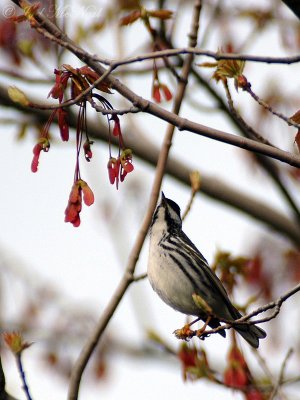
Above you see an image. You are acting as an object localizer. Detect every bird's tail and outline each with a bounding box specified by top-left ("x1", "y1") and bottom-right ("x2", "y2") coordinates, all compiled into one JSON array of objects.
[
  {"x1": 234, "y1": 323, "x2": 266, "y2": 348},
  {"x1": 225, "y1": 300, "x2": 267, "y2": 348}
]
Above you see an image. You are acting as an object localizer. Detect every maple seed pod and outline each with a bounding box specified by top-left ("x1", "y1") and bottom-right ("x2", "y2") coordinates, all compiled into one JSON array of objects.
[
  {"x1": 112, "y1": 116, "x2": 121, "y2": 137},
  {"x1": 79, "y1": 180, "x2": 95, "y2": 206},
  {"x1": 152, "y1": 82, "x2": 161, "y2": 103}
]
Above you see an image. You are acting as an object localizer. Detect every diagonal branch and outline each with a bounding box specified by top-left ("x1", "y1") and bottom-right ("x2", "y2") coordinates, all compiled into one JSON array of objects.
[
  {"x1": 67, "y1": 1, "x2": 203, "y2": 398},
  {"x1": 1, "y1": 85, "x2": 300, "y2": 246}
]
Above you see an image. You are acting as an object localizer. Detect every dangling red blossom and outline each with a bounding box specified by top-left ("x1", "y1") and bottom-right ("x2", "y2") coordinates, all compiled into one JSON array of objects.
[
  {"x1": 160, "y1": 83, "x2": 173, "y2": 101},
  {"x1": 152, "y1": 80, "x2": 172, "y2": 103},
  {"x1": 224, "y1": 364, "x2": 248, "y2": 388},
  {"x1": 48, "y1": 69, "x2": 71, "y2": 102},
  {"x1": 80, "y1": 180, "x2": 94, "y2": 206},
  {"x1": 152, "y1": 80, "x2": 161, "y2": 103},
  {"x1": 31, "y1": 138, "x2": 50, "y2": 173},
  {"x1": 112, "y1": 115, "x2": 121, "y2": 137},
  {"x1": 58, "y1": 108, "x2": 69, "y2": 141},
  {"x1": 119, "y1": 148, "x2": 134, "y2": 182},
  {"x1": 107, "y1": 157, "x2": 120, "y2": 188},
  {"x1": 65, "y1": 179, "x2": 94, "y2": 227},
  {"x1": 177, "y1": 343, "x2": 210, "y2": 381},
  {"x1": 224, "y1": 344, "x2": 249, "y2": 389},
  {"x1": 83, "y1": 140, "x2": 93, "y2": 161},
  {"x1": 178, "y1": 343, "x2": 198, "y2": 380}
]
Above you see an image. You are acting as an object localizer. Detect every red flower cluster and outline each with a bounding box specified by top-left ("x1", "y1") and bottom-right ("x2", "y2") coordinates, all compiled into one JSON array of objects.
[
  {"x1": 31, "y1": 64, "x2": 134, "y2": 225},
  {"x1": 31, "y1": 138, "x2": 50, "y2": 173},
  {"x1": 65, "y1": 180, "x2": 94, "y2": 227},
  {"x1": 152, "y1": 79, "x2": 172, "y2": 103},
  {"x1": 224, "y1": 345, "x2": 249, "y2": 389},
  {"x1": 224, "y1": 342, "x2": 265, "y2": 399},
  {"x1": 177, "y1": 343, "x2": 210, "y2": 381},
  {"x1": 178, "y1": 343, "x2": 198, "y2": 380},
  {"x1": 107, "y1": 115, "x2": 134, "y2": 189}
]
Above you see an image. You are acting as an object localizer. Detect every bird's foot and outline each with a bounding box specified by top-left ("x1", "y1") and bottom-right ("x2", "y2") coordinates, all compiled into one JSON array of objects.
[
  {"x1": 195, "y1": 326, "x2": 206, "y2": 338},
  {"x1": 173, "y1": 324, "x2": 196, "y2": 340},
  {"x1": 196, "y1": 316, "x2": 211, "y2": 338}
]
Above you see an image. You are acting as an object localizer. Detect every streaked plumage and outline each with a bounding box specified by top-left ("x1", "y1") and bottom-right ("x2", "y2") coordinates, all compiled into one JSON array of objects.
[{"x1": 147, "y1": 193, "x2": 266, "y2": 348}]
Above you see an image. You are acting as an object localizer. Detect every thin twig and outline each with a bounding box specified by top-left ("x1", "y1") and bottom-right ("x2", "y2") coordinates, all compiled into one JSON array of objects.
[
  {"x1": 176, "y1": 283, "x2": 300, "y2": 340},
  {"x1": 269, "y1": 348, "x2": 294, "y2": 400},
  {"x1": 181, "y1": 190, "x2": 197, "y2": 221},
  {"x1": 245, "y1": 84, "x2": 300, "y2": 129},
  {"x1": 251, "y1": 349, "x2": 275, "y2": 383},
  {"x1": 223, "y1": 81, "x2": 275, "y2": 147},
  {"x1": 92, "y1": 48, "x2": 300, "y2": 67},
  {"x1": 16, "y1": 354, "x2": 33, "y2": 400},
  {"x1": 132, "y1": 273, "x2": 148, "y2": 282},
  {"x1": 181, "y1": 171, "x2": 201, "y2": 221},
  {"x1": 223, "y1": 80, "x2": 300, "y2": 225}
]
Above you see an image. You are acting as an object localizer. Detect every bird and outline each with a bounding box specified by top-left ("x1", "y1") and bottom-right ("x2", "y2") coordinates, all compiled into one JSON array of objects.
[{"x1": 147, "y1": 192, "x2": 266, "y2": 348}]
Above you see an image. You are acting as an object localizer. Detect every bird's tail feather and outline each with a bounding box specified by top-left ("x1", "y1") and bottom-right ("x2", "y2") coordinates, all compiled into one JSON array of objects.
[
  {"x1": 234, "y1": 323, "x2": 266, "y2": 348},
  {"x1": 228, "y1": 305, "x2": 266, "y2": 348}
]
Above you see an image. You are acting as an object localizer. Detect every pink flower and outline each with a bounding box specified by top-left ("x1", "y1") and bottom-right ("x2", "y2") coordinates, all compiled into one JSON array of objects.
[
  {"x1": 31, "y1": 138, "x2": 50, "y2": 173},
  {"x1": 64, "y1": 180, "x2": 94, "y2": 227},
  {"x1": 107, "y1": 157, "x2": 120, "y2": 189},
  {"x1": 152, "y1": 80, "x2": 172, "y2": 103},
  {"x1": 112, "y1": 115, "x2": 121, "y2": 137},
  {"x1": 48, "y1": 69, "x2": 71, "y2": 102}
]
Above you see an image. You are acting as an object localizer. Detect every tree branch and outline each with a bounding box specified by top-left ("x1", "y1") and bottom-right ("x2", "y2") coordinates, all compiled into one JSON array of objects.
[
  {"x1": 67, "y1": 1, "x2": 203, "y2": 398},
  {"x1": 1, "y1": 85, "x2": 300, "y2": 246},
  {"x1": 197, "y1": 282, "x2": 300, "y2": 339},
  {"x1": 269, "y1": 348, "x2": 293, "y2": 400},
  {"x1": 9, "y1": 3, "x2": 300, "y2": 168},
  {"x1": 95, "y1": 48, "x2": 300, "y2": 67}
]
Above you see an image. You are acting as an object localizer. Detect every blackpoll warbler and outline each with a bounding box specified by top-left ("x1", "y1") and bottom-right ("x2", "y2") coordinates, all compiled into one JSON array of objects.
[{"x1": 147, "y1": 193, "x2": 266, "y2": 348}]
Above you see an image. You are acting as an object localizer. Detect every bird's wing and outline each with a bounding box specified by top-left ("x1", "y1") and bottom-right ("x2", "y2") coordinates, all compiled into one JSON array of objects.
[{"x1": 177, "y1": 231, "x2": 238, "y2": 315}]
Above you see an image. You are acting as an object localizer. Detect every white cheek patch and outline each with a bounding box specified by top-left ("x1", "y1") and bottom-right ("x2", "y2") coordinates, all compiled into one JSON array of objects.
[{"x1": 167, "y1": 205, "x2": 181, "y2": 225}]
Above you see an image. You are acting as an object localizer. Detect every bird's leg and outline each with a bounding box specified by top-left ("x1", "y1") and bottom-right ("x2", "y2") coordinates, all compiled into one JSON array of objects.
[
  {"x1": 173, "y1": 317, "x2": 201, "y2": 340},
  {"x1": 196, "y1": 316, "x2": 211, "y2": 337}
]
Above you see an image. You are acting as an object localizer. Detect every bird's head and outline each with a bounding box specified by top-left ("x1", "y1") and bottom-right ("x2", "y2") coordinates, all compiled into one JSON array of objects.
[{"x1": 150, "y1": 192, "x2": 182, "y2": 233}]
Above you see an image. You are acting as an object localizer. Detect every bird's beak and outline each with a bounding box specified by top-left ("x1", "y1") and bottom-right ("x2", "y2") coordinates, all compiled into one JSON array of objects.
[{"x1": 161, "y1": 191, "x2": 167, "y2": 205}]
